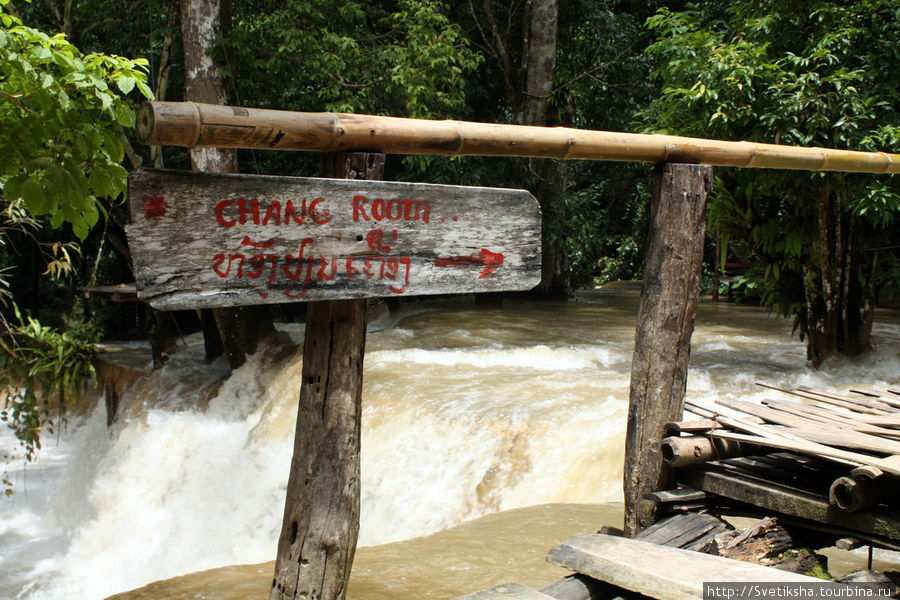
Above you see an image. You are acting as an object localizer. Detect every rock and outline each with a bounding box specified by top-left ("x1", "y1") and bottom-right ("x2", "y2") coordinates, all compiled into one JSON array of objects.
[
  {"x1": 714, "y1": 517, "x2": 831, "y2": 577},
  {"x1": 838, "y1": 571, "x2": 899, "y2": 598}
]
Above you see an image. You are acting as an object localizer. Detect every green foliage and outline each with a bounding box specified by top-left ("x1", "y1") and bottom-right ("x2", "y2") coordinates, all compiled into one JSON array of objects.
[
  {"x1": 1, "y1": 304, "x2": 98, "y2": 494},
  {"x1": 0, "y1": 0, "x2": 151, "y2": 491},
  {"x1": 563, "y1": 166, "x2": 652, "y2": 287},
  {"x1": 644, "y1": 0, "x2": 900, "y2": 350},
  {"x1": 221, "y1": 0, "x2": 480, "y2": 119},
  {"x1": 0, "y1": 0, "x2": 152, "y2": 240}
]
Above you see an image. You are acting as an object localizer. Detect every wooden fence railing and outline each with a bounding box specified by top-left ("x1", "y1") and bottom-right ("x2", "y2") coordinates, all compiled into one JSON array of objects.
[{"x1": 138, "y1": 101, "x2": 900, "y2": 174}]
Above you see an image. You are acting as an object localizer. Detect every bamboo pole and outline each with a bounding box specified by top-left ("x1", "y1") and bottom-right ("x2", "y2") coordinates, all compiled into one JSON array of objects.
[
  {"x1": 660, "y1": 435, "x2": 764, "y2": 468},
  {"x1": 137, "y1": 101, "x2": 900, "y2": 174}
]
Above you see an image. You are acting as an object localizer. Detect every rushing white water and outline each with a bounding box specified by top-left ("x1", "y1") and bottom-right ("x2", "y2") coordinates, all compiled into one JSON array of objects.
[{"x1": 1, "y1": 286, "x2": 898, "y2": 600}]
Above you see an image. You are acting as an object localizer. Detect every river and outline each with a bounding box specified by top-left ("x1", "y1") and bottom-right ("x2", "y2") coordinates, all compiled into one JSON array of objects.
[{"x1": 2, "y1": 284, "x2": 899, "y2": 599}]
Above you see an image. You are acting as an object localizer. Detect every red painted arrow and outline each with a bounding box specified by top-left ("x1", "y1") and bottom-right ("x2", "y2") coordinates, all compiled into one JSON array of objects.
[{"x1": 434, "y1": 248, "x2": 504, "y2": 279}]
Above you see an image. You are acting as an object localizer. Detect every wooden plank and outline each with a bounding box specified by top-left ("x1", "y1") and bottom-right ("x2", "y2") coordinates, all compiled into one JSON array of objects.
[
  {"x1": 756, "y1": 382, "x2": 889, "y2": 415},
  {"x1": 708, "y1": 430, "x2": 900, "y2": 475},
  {"x1": 688, "y1": 398, "x2": 900, "y2": 473},
  {"x1": 761, "y1": 399, "x2": 900, "y2": 436},
  {"x1": 796, "y1": 386, "x2": 898, "y2": 413},
  {"x1": 624, "y1": 163, "x2": 712, "y2": 536},
  {"x1": 270, "y1": 153, "x2": 377, "y2": 600},
  {"x1": 778, "y1": 426, "x2": 900, "y2": 456},
  {"x1": 684, "y1": 400, "x2": 765, "y2": 424},
  {"x1": 452, "y1": 583, "x2": 556, "y2": 600},
  {"x1": 716, "y1": 397, "x2": 900, "y2": 455},
  {"x1": 723, "y1": 453, "x2": 837, "y2": 487},
  {"x1": 850, "y1": 387, "x2": 900, "y2": 400},
  {"x1": 636, "y1": 512, "x2": 724, "y2": 547},
  {"x1": 665, "y1": 419, "x2": 720, "y2": 434},
  {"x1": 538, "y1": 575, "x2": 619, "y2": 600},
  {"x1": 659, "y1": 501, "x2": 711, "y2": 514},
  {"x1": 851, "y1": 387, "x2": 900, "y2": 408},
  {"x1": 538, "y1": 514, "x2": 724, "y2": 600},
  {"x1": 546, "y1": 533, "x2": 827, "y2": 600},
  {"x1": 679, "y1": 464, "x2": 900, "y2": 544},
  {"x1": 127, "y1": 168, "x2": 541, "y2": 309},
  {"x1": 644, "y1": 489, "x2": 709, "y2": 503}
]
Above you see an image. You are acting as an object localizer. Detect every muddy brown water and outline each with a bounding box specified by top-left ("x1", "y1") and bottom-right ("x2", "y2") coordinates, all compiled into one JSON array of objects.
[{"x1": 3, "y1": 285, "x2": 898, "y2": 599}]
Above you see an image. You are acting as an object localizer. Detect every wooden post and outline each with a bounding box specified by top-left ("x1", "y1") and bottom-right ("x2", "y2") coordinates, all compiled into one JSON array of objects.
[
  {"x1": 623, "y1": 163, "x2": 713, "y2": 537},
  {"x1": 270, "y1": 152, "x2": 385, "y2": 600}
]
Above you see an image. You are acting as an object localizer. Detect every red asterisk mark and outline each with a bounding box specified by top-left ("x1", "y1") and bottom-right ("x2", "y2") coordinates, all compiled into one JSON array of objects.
[{"x1": 141, "y1": 195, "x2": 168, "y2": 220}]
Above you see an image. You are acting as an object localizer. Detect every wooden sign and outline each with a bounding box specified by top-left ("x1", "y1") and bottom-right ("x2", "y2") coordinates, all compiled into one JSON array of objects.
[{"x1": 127, "y1": 169, "x2": 541, "y2": 310}]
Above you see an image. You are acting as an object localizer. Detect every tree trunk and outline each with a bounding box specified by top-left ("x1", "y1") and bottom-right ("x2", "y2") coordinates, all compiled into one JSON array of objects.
[
  {"x1": 519, "y1": 0, "x2": 567, "y2": 295},
  {"x1": 180, "y1": 0, "x2": 271, "y2": 369},
  {"x1": 803, "y1": 185, "x2": 874, "y2": 367},
  {"x1": 181, "y1": 0, "x2": 234, "y2": 172},
  {"x1": 269, "y1": 300, "x2": 366, "y2": 600},
  {"x1": 151, "y1": 0, "x2": 180, "y2": 168},
  {"x1": 535, "y1": 159, "x2": 570, "y2": 296},
  {"x1": 624, "y1": 163, "x2": 712, "y2": 537},
  {"x1": 518, "y1": 0, "x2": 558, "y2": 126}
]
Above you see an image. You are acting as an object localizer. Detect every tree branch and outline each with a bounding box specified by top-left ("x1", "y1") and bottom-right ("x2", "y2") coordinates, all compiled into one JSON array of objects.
[
  {"x1": 0, "y1": 91, "x2": 31, "y2": 114},
  {"x1": 480, "y1": 0, "x2": 516, "y2": 103},
  {"x1": 2, "y1": 1, "x2": 21, "y2": 19}
]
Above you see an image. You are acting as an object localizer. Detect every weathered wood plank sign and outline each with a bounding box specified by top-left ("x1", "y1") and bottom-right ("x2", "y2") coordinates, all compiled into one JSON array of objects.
[{"x1": 127, "y1": 168, "x2": 541, "y2": 310}]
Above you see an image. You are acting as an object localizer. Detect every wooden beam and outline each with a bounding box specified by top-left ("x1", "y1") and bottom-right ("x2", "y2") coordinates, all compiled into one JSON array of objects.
[
  {"x1": 270, "y1": 152, "x2": 383, "y2": 600},
  {"x1": 136, "y1": 101, "x2": 900, "y2": 174},
  {"x1": 679, "y1": 464, "x2": 900, "y2": 547},
  {"x1": 546, "y1": 533, "x2": 829, "y2": 600},
  {"x1": 624, "y1": 163, "x2": 712, "y2": 536}
]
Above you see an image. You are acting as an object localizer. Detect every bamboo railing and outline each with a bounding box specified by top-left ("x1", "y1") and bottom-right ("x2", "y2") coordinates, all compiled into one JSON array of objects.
[{"x1": 137, "y1": 101, "x2": 900, "y2": 174}]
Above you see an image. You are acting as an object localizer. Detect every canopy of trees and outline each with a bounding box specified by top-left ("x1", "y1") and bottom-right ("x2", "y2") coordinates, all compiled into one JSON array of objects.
[
  {"x1": 0, "y1": 0, "x2": 898, "y2": 484},
  {"x1": 644, "y1": 0, "x2": 900, "y2": 364}
]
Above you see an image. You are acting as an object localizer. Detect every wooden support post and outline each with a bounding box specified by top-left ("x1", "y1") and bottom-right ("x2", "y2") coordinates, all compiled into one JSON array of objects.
[
  {"x1": 624, "y1": 163, "x2": 712, "y2": 537},
  {"x1": 270, "y1": 152, "x2": 385, "y2": 600}
]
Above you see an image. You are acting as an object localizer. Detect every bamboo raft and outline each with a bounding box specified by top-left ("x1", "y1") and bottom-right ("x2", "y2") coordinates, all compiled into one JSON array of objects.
[{"x1": 660, "y1": 382, "x2": 900, "y2": 550}]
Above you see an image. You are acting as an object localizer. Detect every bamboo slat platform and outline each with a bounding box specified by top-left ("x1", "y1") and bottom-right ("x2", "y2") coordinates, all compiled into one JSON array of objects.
[{"x1": 660, "y1": 382, "x2": 900, "y2": 549}]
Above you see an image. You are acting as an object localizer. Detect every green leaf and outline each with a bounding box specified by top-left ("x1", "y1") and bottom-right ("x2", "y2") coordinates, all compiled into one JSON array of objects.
[
  {"x1": 21, "y1": 178, "x2": 51, "y2": 215},
  {"x1": 96, "y1": 91, "x2": 113, "y2": 110},
  {"x1": 135, "y1": 79, "x2": 153, "y2": 100},
  {"x1": 88, "y1": 165, "x2": 115, "y2": 197},
  {"x1": 116, "y1": 76, "x2": 135, "y2": 94},
  {"x1": 2, "y1": 174, "x2": 28, "y2": 201},
  {"x1": 114, "y1": 102, "x2": 134, "y2": 127}
]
